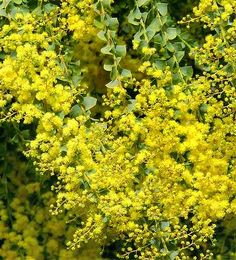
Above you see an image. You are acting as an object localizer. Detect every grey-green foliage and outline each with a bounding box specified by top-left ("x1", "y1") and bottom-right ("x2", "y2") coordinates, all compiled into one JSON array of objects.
[
  {"x1": 128, "y1": 0, "x2": 193, "y2": 83},
  {"x1": 94, "y1": 0, "x2": 193, "y2": 89}
]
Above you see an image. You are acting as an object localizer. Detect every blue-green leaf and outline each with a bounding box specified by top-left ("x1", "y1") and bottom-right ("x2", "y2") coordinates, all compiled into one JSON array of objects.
[
  {"x1": 0, "y1": 8, "x2": 7, "y2": 17},
  {"x1": 97, "y1": 30, "x2": 107, "y2": 41},
  {"x1": 175, "y1": 51, "x2": 185, "y2": 62},
  {"x1": 2, "y1": 0, "x2": 11, "y2": 8},
  {"x1": 106, "y1": 17, "x2": 119, "y2": 30},
  {"x1": 128, "y1": 9, "x2": 139, "y2": 25},
  {"x1": 137, "y1": 0, "x2": 150, "y2": 7},
  {"x1": 127, "y1": 99, "x2": 136, "y2": 112},
  {"x1": 161, "y1": 221, "x2": 170, "y2": 230},
  {"x1": 200, "y1": 104, "x2": 208, "y2": 113},
  {"x1": 14, "y1": 0, "x2": 22, "y2": 4},
  {"x1": 106, "y1": 79, "x2": 120, "y2": 88},
  {"x1": 115, "y1": 45, "x2": 126, "y2": 57},
  {"x1": 170, "y1": 251, "x2": 179, "y2": 260},
  {"x1": 157, "y1": 3, "x2": 168, "y2": 16},
  {"x1": 147, "y1": 18, "x2": 161, "y2": 33},
  {"x1": 166, "y1": 28, "x2": 177, "y2": 40},
  {"x1": 167, "y1": 42, "x2": 175, "y2": 52},
  {"x1": 101, "y1": 45, "x2": 112, "y2": 55},
  {"x1": 83, "y1": 97, "x2": 97, "y2": 111},
  {"x1": 180, "y1": 66, "x2": 193, "y2": 79},
  {"x1": 103, "y1": 64, "x2": 113, "y2": 72},
  {"x1": 121, "y1": 69, "x2": 132, "y2": 78},
  {"x1": 71, "y1": 105, "x2": 83, "y2": 117}
]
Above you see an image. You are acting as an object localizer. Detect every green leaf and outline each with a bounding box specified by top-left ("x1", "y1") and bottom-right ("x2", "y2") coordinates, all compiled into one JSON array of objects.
[
  {"x1": 115, "y1": 45, "x2": 126, "y2": 57},
  {"x1": 161, "y1": 221, "x2": 170, "y2": 230},
  {"x1": 128, "y1": 9, "x2": 139, "y2": 25},
  {"x1": 57, "y1": 111, "x2": 65, "y2": 120},
  {"x1": 170, "y1": 251, "x2": 179, "y2": 260},
  {"x1": 127, "y1": 99, "x2": 136, "y2": 112},
  {"x1": 72, "y1": 75, "x2": 81, "y2": 86},
  {"x1": 101, "y1": 45, "x2": 112, "y2": 55},
  {"x1": 141, "y1": 12, "x2": 148, "y2": 22},
  {"x1": 146, "y1": 18, "x2": 161, "y2": 33},
  {"x1": 166, "y1": 28, "x2": 177, "y2": 40},
  {"x1": 97, "y1": 30, "x2": 107, "y2": 41},
  {"x1": 174, "y1": 109, "x2": 181, "y2": 119},
  {"x1": 47, "y1": 42, "x2": 56, "y2": 51},
  {"x1": 106, "y1": 17, "x2": 119, "y2": 30},
  {"x1": 157, "y1": 3, "x2": 168, "y2": 16},
  {"x1": 153, "y1": 33, "x2": 163, "y2": 45},
  {"x1": 80, "y1": 179, "x2": 90, "y2": 189},
  {"x1": 167, "y1": 57, "x2": 175, "y2": 68},
  {"x1": 106, "y1": 79, "x2": 120, "y2": 88},
  {"x1": 83, "y1": 97, "x2": 97, "y2": 111},
  {"x1": 2, "y1": 0, "x2": 11, "y2": 8},
  {"x1": 121, "y1": 69, "x2": 132, "y2": 78},
  {"x1": 60, "y1": 145, "x2": 67, "y2": 155},
  {"x1": 102, "y1": 0, "x2": 112, "y2": 8},
  {"x1": 175, "y1": 51, "x2": 185, "y2": 63},
  {"x1": 14, "y1": 0, "x2": 22, "y2": 4},
  {"x1": 180, "y1": 66, "x2": 193, "y2": 79},
  {"x1": 110, "y1": 66, "x2": 119, "y2": 80},
  {"x1": 44, "y1": 3, "x2": 58, "y2": 13},
  {"x1": 173, "y1": 42, "x2": 185, "y2": 52},
  {"x1": 154, "y1": 60, "x2": 166, "y2": 70},
  {"x1": 146, "y1": 19, "x2": 161, "y2": 41},
  {"x1": 32, "y1": 6, "x2": 42, "y2": 15},
  {"x1": 94, "y1": 17, "x2": 105, "y2": 29},
  {"x1": 0, "y1": 8, "x2": 7, "y2": 17},
  {"x1": 103, "y1": 63, "x2": 113, "y2": 72},
  {"x1": 71, "y1": 104, "x2": 83, "y2": 117},
  {"x1": 146, "y1": 30, "x2": 156, "y2": 41},
  {"x1": 21, "y1": 130, "x2": 30, "y2": 140},
  {"x1": 0, "y1": 52, "x2": 5, "y2": 60},
  {"x1": 166, "y1": 42, "x2": 175, "y2": 52},
  {"x1": 160, "y1": 14, "x2": 167, "y2": 25},
  {"x1": 134, "y1": 30, "x2": 142, "y2": 41},
  {"x1": 102, "y1": 216, "x2": 111, "y2": 223},
  {"x1": 137, "y1": 0, "x2": 150, "y2": 7},
  {"x1": 139, "y1": 39, "x2": 148, "y2": 49},
  {"x1": 133, "y1": 7, "x2": 142, "y2": 19},
  {"x1": 200, "y1": 104, "x2": 208, "y2": 113}
]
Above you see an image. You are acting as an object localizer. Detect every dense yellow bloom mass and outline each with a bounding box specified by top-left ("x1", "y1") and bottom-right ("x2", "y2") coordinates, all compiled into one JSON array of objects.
[
  {"x1": 0, "y1": 149, "x2": 102, "y2": 259},
  {"x1": 0, "y1": 0, "x2": 235, "y2": 259}
]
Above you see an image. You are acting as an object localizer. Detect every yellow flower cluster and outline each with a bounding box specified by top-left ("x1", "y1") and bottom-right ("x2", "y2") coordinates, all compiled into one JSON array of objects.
[
  {"x1": 0, "y1": 0, "x2": 235, "y2": 259},
  {"x1": 192, "y1": 0, "x2": 236, "y2": 27},
  {"x1": 0, "y1": 148, "x2": 102, "y2": 259},
  {"x1": 0, "y1": 12, "x2": 73, "y2": 123},
  {"x1": 62, "y1": 0, "x2": 96, "y2": 41}
]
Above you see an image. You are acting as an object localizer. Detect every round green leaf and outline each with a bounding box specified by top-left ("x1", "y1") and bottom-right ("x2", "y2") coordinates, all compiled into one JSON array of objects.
[{"x1": 83, "y1": 97, "x2": 97, "y2": 111}]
